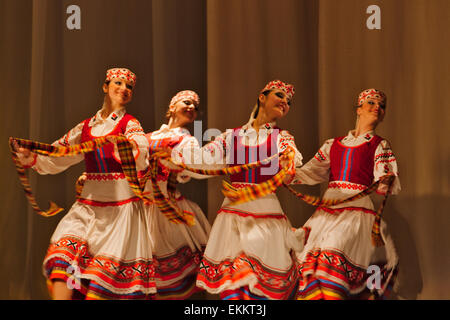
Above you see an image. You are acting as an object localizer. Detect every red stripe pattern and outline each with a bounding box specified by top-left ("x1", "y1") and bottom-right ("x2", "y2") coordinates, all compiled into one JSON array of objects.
[
  {"x1": 220, "y1": 285, "x2": 268, "y2": 300},
  {"x1": 218, "y1": 208, "x2": 287, "y2": 220},
  {"x1": 197, "y1": 252, "x2": 298, "y2": 300},
  {"x1": 297, "y1": 248, "x2": 397, "y2": 300},
  {"x1": 77, "y1": 197, "x2": 141, "y2": 207},
  {"x1": 44, "y1": 235, "x2": 155, "y2": 299},
  {"x1": 156, "y1": 246, "x2": 203, "y2": 283},
  {"x1": 317, "y1": 206, "x2": 377, "y2": 216},
  {"x1": 152, "y1": 246, "x2": 204, "y2": 300}
]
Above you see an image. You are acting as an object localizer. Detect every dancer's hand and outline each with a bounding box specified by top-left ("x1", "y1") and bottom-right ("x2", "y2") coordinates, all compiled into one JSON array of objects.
[
  {"x1": 282, "y1": 172, "x2": 294, "y2": 184},
  {"x1": 380, "y1": 173, "x2": 395, "y2": 186},
  {"x1": 78, "y1": 172, "x2": 87, "y2": 184},
  {"x1": 279, "y1": 147, "x2": 294, "y2": 169},
  {"x1": 280, "y1": 151, "x2": 295, "y2": 184},
  {"x1": 10, "y1": 138, "x2": 34, "y2": 159},
  {"x1": 226, "y1": 193, "x2": 240, "y2": 203},
  {"x1": 279, "y1": 153, "x2": 290, "y2": 168}
]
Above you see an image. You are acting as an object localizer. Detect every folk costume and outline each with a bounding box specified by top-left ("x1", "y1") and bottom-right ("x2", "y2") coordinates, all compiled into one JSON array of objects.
[
  {"x1": 16, "y1": 68, "x2": 156, "y2": 299},
  {"x1": 294, "y1": 89, "x2": 400, "y2": 300},
  {"x1": 195, "y1": 81, "x2": 307, "y2": 300},
  {"x1": 143, "y1": 91, "x2": 211, "y2": 299}
]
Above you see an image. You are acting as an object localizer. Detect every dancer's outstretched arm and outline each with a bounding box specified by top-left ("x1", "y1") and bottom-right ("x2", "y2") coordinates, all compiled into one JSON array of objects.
[
  {"x1": 291, "y1": 138, "x2": 333, "y2": 185},
  {"x1": 12, "y1": 122, "x2": 84, "y2": 175}
]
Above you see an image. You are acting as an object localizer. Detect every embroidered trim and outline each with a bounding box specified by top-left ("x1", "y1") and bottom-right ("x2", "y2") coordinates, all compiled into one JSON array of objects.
[
  {"x1": 374, "y1": 152, "x2": 395, "y2": 162},
  {"x1": 328, "y1": 181, "x2": 367, "y2": 191},
  {"x1": 218, "y1": 208, "x2": 286, "y2": 220},
  {"x1": 155, "y1": 246, "x2": 203, "y2": 282},
  {"x1": 197, "y1": 252, "x2": 298, "y2": 300},
  {"x1": 57, "y1": 129, "x2": 72, "y2": 147},
  {"x1": 375, "y1": 159, "x2": 397, "y2": 167},
  {"x1": 316, "y1": 206, "x2": 376, "y2": 216},
  {"x1": 231, "y1": 182, "x2": 259, "y2": 188},
  {"x1": 77, "y1": 197, "x2": 141, "y2": 207},
  {"x1": 44, "y1": 235, "x2": 155, "y2": 297},
  {"x1": 297, "y1": 248, "x2": 397, "y2": 300},
  {"x1": 314, "y1": 149, "x2": 327, "y2": 162},
  {"x1": 279, "y1": 133, "x2": 295, "y2": 151},
  {"x1": 85, "y1": 173, "x2": 126, "y2": 180},
  {"x1": 126, "y1": 127, "x2": 145, "y2": 135}
]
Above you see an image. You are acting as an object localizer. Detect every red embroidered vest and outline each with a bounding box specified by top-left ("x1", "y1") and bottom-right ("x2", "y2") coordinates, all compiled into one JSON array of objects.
[
  {"x1": 229, "y1": 127, "x2": 279, "y2": 184},
  {"x1": 329, "y1": 135, "x2": 383, "y2": 186},
  {"x1": 81, "y1": 113, "x2": 135, "y2": 173}
]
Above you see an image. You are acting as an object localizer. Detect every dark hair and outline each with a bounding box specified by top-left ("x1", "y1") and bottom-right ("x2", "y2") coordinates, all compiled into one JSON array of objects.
[{"x1": 254, "y1": 90, "x2": 271, "y2": 118}]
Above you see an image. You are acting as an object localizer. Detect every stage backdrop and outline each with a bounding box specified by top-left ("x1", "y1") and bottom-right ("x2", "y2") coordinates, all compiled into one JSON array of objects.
[{"x1": 0, "y1": 0, "x2": 448, "y2": 299}]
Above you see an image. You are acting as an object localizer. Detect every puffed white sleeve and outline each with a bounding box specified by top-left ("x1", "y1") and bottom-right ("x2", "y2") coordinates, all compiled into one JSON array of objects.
[
  {"x1": 170, "y1": 134, "x2": 211, "y2": 183},
  {"x1": 123, "y1": 118, "x2": 149, "y2": 172},
  {"x1": 20, "y1": 122, "x2": 85, "y2": 175},
  {"x1": 277, "y1": 129, "x2": 303, "y2": 184},
  {"x1": 291, "y1": 138, "x2": 333, "y2": 185},
  {"x1": 278, "y1": 129, "x2": 303, "y2": 168},
  {"x1": 374, "y1": 139, "x2": 401, "y2": 195},
  {"x1": 177, "y1": 130, "x2": 229, "y2": 171}
]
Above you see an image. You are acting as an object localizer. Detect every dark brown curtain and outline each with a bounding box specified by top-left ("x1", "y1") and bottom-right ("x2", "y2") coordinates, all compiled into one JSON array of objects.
[{"x1": 0, "y1": 0, "x2": 448, "y2": 299}]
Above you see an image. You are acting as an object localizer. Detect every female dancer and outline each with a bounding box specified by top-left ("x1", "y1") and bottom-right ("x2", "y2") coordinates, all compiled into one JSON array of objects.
[
  {"x1": 194, "y1": 80, "x2": 306, "y2": 300},
  {"x1": 12, "y1": 68, "x2": 154, "y2": 299},
  {"x1": 143, "y1": 90, "x2": 210, "y2": 299},
  {"x1": 293, "y1": 88, "x2": 400, "y2": 300}
]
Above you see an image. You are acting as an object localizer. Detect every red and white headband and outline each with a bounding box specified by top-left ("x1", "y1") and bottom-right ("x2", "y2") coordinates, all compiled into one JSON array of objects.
[
  {"x1": 261, "y1": 80, "x2": 295, "y2": 101},
  {"x1": 106, "y1": 68, "x2": 137, "y2": 87},
  {"x1": 170, "y1": 90, "x2": 200, "y2": 106},
  {"x1": 357, "y1": 88, "x2": 386, "y2": 106}
]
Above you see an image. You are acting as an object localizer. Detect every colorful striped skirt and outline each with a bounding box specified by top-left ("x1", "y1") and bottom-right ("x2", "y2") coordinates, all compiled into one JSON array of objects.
[
  {"x1": 196, "y1": 193, "x2": 305, "y2": 300},
  {"x1": 296, "y1": 205, "x2": 399, "y2": 300},
  {"x1": 43, "y1": 199, "x2": 156, "y2": 300}
]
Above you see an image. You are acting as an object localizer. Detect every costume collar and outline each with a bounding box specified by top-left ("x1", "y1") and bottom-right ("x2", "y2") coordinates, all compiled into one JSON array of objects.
[
  {"x1": 242, "y1": 119, "x2": 276, "y2": 132},
  {"x1": 154, "y1": 124, "x2": 190, "y2": 136},
  {"x1": 346, "y1": 129, "x2": 375, "y2": 143},
  {"x1": 91, "y1": 107, "x2": 126, "y2": 126}
]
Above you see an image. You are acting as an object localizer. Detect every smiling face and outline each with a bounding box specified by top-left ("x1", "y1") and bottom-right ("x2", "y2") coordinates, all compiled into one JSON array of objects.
[
  {"x1": 357, "y1": 97, "x2": 386, "y2": 125},
  {"x1": 169, "y1": 98, "x2": 199, "y2": 127},
  {"x1": 103, "y1": 78, "x2": 134, "y2": 106},
  {"x1": 259, "y1": 89, "x2": 291, "y2": 121}
]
